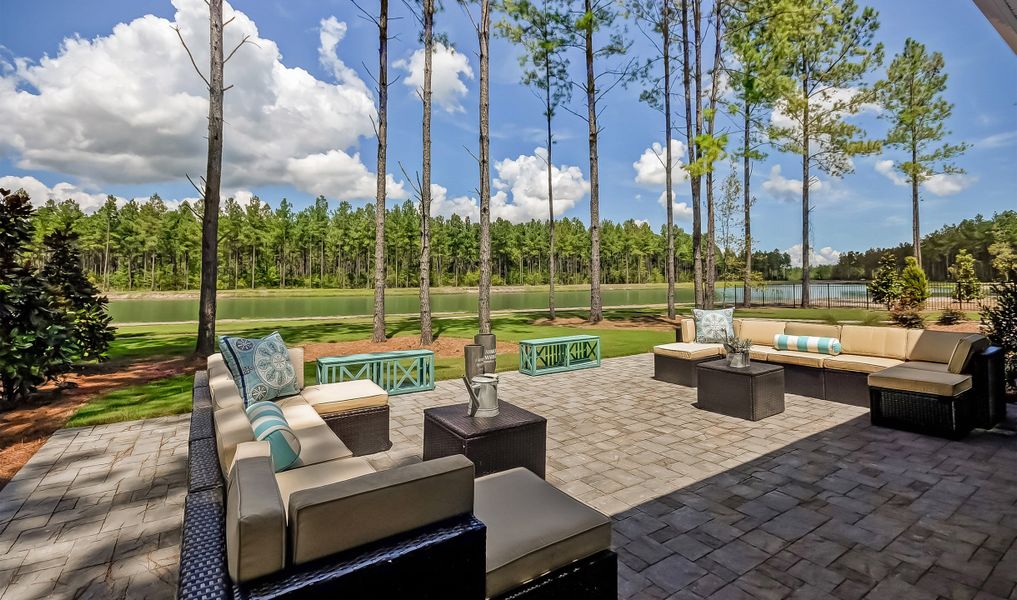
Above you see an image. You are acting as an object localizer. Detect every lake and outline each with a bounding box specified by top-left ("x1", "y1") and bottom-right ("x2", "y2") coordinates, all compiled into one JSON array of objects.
[{"x1": 107, "y1": 282, "x2": 884, "y2": 324}]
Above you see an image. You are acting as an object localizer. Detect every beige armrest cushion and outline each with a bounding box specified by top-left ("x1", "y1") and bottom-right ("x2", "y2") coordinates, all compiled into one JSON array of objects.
[
  {"x1": 947, "y1": 334, "x2": 989, "y2": 374},
  {"x1": 288, "y1": 455, "x2": 475, "y2": 565},
  {"x1": 226, "y1": 441, "x2": 287, "y2": 583},
  {"x1": 680, "y1": 318, "x2": 696, "y2": 342}
]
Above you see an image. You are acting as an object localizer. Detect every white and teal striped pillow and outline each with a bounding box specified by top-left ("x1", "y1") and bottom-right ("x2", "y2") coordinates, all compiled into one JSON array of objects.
[
  {"x1": 773, "y1": 334, "x2": 842, "y2": 356},
  {"x1": 245, "y1": 402, "x2": 301, "y2": 472}
]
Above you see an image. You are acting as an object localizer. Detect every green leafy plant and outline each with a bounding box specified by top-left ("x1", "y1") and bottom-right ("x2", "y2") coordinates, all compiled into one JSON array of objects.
[
  {"x1": 868, "y1": 253, "x2": 901, "y2": 309},
  {"x1": 948, "y1": 249, "x2": 981, "y2": 304},
  {"x1": 890, "y1": 306, "x2": 925, "y2": 329},
  {"x1": 937, "y1": 307, "x2": 964, "y2": 325},
  {"x1": 980, "y1": 274, "x2": 1017, "y2": 389},
  {"x1": 898, "y1": 256, "x2": 930, "y2": 309},
  {"x1": 0, "y1": 189, "x2": 75, "y2": 408}
]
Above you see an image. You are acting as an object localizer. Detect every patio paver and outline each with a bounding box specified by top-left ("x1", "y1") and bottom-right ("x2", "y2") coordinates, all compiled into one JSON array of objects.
[{"x1": 0, "y1": 353, "x2": 1014, "y2": 599}]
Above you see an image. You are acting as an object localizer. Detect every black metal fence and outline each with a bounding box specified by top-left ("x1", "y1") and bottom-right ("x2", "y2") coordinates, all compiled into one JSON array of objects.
[{"x1": 715, "y1": 282, "x2": 999, "y2": 311}]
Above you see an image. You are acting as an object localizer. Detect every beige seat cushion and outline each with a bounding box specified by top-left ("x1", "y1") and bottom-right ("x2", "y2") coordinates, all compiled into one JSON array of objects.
[
  {"x1": 653, "y1": 342, "x2": 724, "y2": 360},
  {"x1": 902, "y1": 361, "x2": 950, "y2": 373},
  {"x1": 947, "y1": 334, "x2": 989, "y2": 374},
  {"x1": 288, "y1": 455, "x2": 475, "y2": 566},
  {"x1": 738, "y1": 320, "x2": 787, "y2": 346},
  {"x1": 300, "y1": 380, "x2": 389, "y2": 415},
  {"x1": 276, "y1": 397, "x2": 354, "y2": 467},
  {"x1": 476, "y1": 467, "x2": 612, "y2": 598},
  {"x1": 839, "y1": 325, "x2": 908, "y2": 360},
  {"x1": 214, "y1": 404, "x2": 256, "y2": 476},
  {"x1": 823, "y1": 354, "x2": 903, "y2": 374},
  {"x1": 274, "y1": 457, "x2": 376, "y2": 511},
  {"x1": 748, "y1": 345, "x2": 772, "y2": 361},
  {"x1": 785, "y1": 322, "x2": 841, "y2": 340},
  {"x1": 226, "y1": 441, "x2": 287, "y2": 583},
  {"x1": 906, "y1": 330, "x2": 964, "y2": 364},
  {"x1": 868, "y1": 365, "x2": 972, "y2": 397},
  {"x1": 763, "y1": 349, "x2": 827, "y2": 368}
]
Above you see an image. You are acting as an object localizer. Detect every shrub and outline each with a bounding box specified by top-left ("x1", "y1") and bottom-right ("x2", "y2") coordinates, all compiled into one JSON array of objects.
[
  {"x1": 0, "y1": 189, "x2": 75, "y2": 408},
  {"x1": 948, "y1": 249, "x2": 981, "y2": 303},
  {"x1": 40, "y1": 224, "x2": 116, "y2": 362},
  {"x1": 869, "y1": 253, "x2": 901, "y2": 309},
  {"x1": 891, "y1": 305, "x2": 926, "y2": 329},
  {"x1": 899, "y1": 256, "x2": 930, "y2": 309},
  {"x1": 937, "y1": 308, "x2": 965, "y2": 325},
  {"x1": 981, "y1": 274, "x2": 1017, "y2": 389}
]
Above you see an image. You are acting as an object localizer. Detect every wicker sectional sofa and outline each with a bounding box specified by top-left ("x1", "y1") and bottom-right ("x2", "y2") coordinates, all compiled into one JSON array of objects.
[
  {"x1": 180, "y1": 352, "x2": 617, "y2": 599},
  {"x1": 654, "y1": 319, "x2": 1006, "y2": 438}
]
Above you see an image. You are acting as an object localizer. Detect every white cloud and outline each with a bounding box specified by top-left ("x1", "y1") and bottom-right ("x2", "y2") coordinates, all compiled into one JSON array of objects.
[
  {"x1": 430, "y1": 183, "x2": 480, "y2": 220},
  {"x1": 490, "y1": 148, "x2": 589, "y2": 223},
  {"x1": 785, "y1": 244, "x2": 841, "y2": 268},
  {"x1": 0, "y1": 1, "x2": 396, "y2": 202},
  {"x1": 762, "y1": 165, "x2": 821, "y2": 203},
  {"x1": 975, "y1": 130, "x2": 1017, "y2": 149},
  {"x1": 633, "y1": 140, "x2": 689, "y2": 187},
  {"x1": 874, "y1": 159, "x2": 908, "y2": 186},
  {"x1": 656, "y1": 190, "x2": 694, "y2": 222},
  {"x1": 923, "y1": 173, "x2": 975, "y2": 197},
  {"x1": 395, "y1": 43, "x2": 474, "y2": 113},
  {"x1": 0, "y1": 175, "x2": 114, "y2": 212},
  {"x1": 875, "y1": 159, "x2": 975, "y2": 197},
  {"x1": 633, "y1": 218, "x2": 649, "y2": 227}
]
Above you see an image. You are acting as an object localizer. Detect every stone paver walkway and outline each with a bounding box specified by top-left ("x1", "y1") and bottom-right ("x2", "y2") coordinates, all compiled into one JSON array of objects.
[{"x1": 0, "y1": 353, "x2": 1014, "y2": 599}]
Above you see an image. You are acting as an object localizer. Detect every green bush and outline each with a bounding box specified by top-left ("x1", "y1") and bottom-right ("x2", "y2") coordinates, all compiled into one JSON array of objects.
[
  {"x1": 948, "y1": 249, "x2": 981, "y2": 303},
  {"x1": 899, "y1": 256, "x2": 930, "y2": 309},
  {"x1": 868, "y1": 253, "x2": 901, "y2": 309},
  {"x1": 937, "y1": 307, "x2": 965, "y2": 325},
  {"x1": 981, "y1": 274, "x2": 1017, "y2": 389}
]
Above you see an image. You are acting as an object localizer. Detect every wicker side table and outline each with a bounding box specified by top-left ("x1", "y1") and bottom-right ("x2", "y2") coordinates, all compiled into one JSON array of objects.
[
  {"x1": 423, "y1": 401, "x2": 547, "y2": 478},
  {"x1": 696, "y1": 360, "x2": 785, "y2": 421}
]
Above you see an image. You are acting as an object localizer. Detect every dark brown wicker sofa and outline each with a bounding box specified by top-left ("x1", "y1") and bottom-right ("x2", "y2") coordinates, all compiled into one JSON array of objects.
[
  {"x1": 654, "y1": 319, "x2": 1005, "y2": 437},
  {"x1": 180, "y1": 365, "x2": 616, "y2": 599}
]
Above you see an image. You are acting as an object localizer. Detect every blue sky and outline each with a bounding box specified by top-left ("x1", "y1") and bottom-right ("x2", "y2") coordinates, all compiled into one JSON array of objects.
[{"x1": 1, "y1": 0, "x2": 1014, "y2": 264}]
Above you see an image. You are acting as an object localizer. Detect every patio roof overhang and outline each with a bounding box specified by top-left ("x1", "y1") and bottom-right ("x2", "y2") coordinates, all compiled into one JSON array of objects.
[{"x1": 974, "y1": 0, "x2": 1017, "y2": 54}]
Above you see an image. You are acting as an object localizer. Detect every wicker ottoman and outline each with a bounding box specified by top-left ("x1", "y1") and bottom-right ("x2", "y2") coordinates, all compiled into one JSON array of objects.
[
  {"x1": 321, "y1": 405, "x2": 393, "y2": 456},
  {"x1": 696, "y1": 360, "x2": 785, "y2": 421},
  {"x1": 423, "y1": 402, "x2": 547, "y2": 479}
]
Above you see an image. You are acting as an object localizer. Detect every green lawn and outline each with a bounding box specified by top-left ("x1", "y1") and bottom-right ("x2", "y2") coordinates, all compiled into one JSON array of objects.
[{"x1": 70, "y1": 303, "x2": 961, "y2": 428}]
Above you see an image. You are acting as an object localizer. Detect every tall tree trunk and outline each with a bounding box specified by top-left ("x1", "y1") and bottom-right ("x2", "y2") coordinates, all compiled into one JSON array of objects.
[
  {"x1": 585, "y1": 0, "x2": 603, "y2": 323},
  {"x1": 103, "y1": 219, "x2": 111, "y2": 291},
  {"x1": 704, "y1": 2, "x2": 721, "y2": 308},
  {"x1": 682, "y1": 0, "x2": 704, "y2": 309},
  {"x1": 251, "y1": 245, "x2": 256, "y2": 289},
  {"x1": 801, "y1": 67, "x2": 811, "y2": 308},
  {"x1": 545, "y1": 62, "x2": 557, "y2": 321},
  {"x1": 911, "y1": 144, "x2": 921, "y2": 266},
  {"x1": 419, "y1": 0, "x2": 434, "y2": 345},
  {"x1": 742, "y1": 107, "x2": 752, "y2": 308},
  {"x1": 664, "y1": 0, "x2": 676, "y2": 319},
  {"x1": 478, "y1": 0, "x2": 493, "y2": 334},
  {"x1": 372, "y1": 1, "x2": 388, "y2": 342},
  {"x1": 196, "y1": 0, "x2": 224, "y2": 357}
]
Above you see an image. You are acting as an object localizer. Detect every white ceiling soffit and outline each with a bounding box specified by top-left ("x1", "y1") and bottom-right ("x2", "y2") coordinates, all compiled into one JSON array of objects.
[{"x1": 974, "y1": 0, "x2": 1017, "y2": 54}]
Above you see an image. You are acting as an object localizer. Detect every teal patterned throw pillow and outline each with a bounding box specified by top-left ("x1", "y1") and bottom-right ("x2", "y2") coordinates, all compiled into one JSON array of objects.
[
  {"x1": 218, "y1": 332, "x2": 299, "y2": 407},
  {"x1": 693, "y1": 308, "x2": 735, "y2": 343}
]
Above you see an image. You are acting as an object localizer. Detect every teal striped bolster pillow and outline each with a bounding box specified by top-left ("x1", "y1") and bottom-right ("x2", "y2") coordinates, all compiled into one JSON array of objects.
[
  {"x1": 773, "y1": 334, "x2": 842, "y2": 356},
  {"x1": 246, "y1": 402, "x2": 301, "y2": 472}
]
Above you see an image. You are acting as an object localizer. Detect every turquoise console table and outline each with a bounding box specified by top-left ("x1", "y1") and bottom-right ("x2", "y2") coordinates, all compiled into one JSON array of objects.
[
  {"x1": 317, "y1": 349, "x2": 435, "y2": 395},
  {"x1": 518, "y1": 335, "x2": 601, "y2": 376}
]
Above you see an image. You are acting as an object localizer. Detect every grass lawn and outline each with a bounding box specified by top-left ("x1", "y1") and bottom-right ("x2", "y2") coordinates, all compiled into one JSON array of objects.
[{"x1": 70, "y1": 303, "x2": 962, "y2": 428}]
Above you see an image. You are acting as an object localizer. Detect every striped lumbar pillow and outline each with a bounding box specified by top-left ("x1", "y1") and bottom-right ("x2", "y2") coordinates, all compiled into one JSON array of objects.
[
  {"x1": 773, "y1": 334, "x2": 842, "y2": 356},
  {"x1": 245, "y1": 402, "x2": 301, "y2": 472}
]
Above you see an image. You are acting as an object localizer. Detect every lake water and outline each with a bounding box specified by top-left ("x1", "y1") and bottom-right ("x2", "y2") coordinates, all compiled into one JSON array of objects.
[{"x1": 107, "y1": 283, "x2": 877, "y2": 324}]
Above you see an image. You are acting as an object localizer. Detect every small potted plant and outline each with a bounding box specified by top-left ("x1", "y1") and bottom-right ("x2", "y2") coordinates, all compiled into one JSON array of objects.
[{"x1": 723, "y1": 336, "x2": 752, "y2": 368}]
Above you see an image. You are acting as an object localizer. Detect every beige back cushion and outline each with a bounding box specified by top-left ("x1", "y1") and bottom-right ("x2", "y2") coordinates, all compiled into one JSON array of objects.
[
  {"x1": 947, "y1": 334, "x2": 989, "y2": 374},
  {"x1": 680, "y1": 318, "x2": 696, "y2": 342},
  {"x1": 210, "y1": 378, "x2": 243, "y2": 411},
  {"x1": 785, "y1": 322, "x2": 842, "y2": 340},
  {"x1": 839, "y1": 325, "x2": 908, "y2": 359},
  {"x1": 288, "y1": 347, "x2": 305, "y2": 390},
  {"x1": 214, "y1": 404, "x2": 256, "y2": 477},
  {"x1": 288, "y1": 455, "x2": 475, "y2": 566},
  {"x1": 906, "y1": 330, "x2": 964, "y2": 364},
  {"x1": 737, "y1": 320, "x2": 786, "y2": 346},
  {"x1": 226, "y1": 441, "x2": 287, "y2": 583}
]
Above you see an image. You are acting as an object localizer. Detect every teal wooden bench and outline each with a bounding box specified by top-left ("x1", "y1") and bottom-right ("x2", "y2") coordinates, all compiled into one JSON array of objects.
[
  {"x1": 518, "y1": 335, "x2": 601, "y2": 376},
  {"x1": 316, "y1": 349, "x2": 435, "y2": 395}
]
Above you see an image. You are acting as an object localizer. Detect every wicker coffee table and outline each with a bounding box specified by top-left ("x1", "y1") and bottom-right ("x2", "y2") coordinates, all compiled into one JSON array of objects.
[
  {"x1": 696, "y1": 360, "x2": 785, "y2": 421},
  {"x1": 423, "y1": 401, "x2": 546, "y2": 478}
]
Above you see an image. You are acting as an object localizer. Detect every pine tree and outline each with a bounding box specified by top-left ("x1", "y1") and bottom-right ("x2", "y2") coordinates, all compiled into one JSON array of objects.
[
  {"x1": 899, "y1": 255, "x2": 929, "y2": 309},
  {"x1": 868, "y1": 252, "x2": 900, "y2": 309},
  {"x1": 41, "y1": 225, "x2": 116, "y2": 362}
]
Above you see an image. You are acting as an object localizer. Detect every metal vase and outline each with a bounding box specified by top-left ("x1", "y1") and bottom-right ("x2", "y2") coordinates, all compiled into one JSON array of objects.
[
  {"x1": 474, "y1": 333, "x2": 497, "y2": 374},
  {"x1": 727, "y1": 351, "x2": 750, "y2": 368},
  {"x1": 464, "y1": 344, "x2": 485, "y2": 382},
  {"x1": 470, "y1": 375, "x2": 499, "y2": 417}
]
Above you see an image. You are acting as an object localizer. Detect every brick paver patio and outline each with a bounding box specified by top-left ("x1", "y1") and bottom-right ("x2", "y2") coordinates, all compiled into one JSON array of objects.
[{"x1": 0, "y1": 353, "x2": 1014, "y2": 599}]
